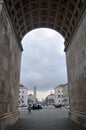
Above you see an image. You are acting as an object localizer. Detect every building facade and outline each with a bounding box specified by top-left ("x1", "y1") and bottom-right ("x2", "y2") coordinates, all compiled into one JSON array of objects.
[
  {"x1": 54, "y1": 84, "x2": 64, "y2": 105},
  {"x1": 45, "y1": 93, "x2": 55, "y2": 105},
  {"x1": 63, "y1": 83, "x2": 69, "y2": 106},
  {"x1": 28, "y1": 94, "x2": 35, "y2": 104},
  {"x1": 18, "y1": 84, "x2": 28, "y2": 106}
]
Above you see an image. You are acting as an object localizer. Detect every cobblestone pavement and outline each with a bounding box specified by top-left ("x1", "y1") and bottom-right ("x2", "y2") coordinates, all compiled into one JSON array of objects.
[{"x1": 5, "y1": 108, "x2": 86, "y2": 130}]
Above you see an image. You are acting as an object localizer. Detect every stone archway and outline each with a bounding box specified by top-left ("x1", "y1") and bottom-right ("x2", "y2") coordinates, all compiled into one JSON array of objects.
[
  {"x1": 4, "y1": 0, "x2": 85, "y2": 49},
  {"x1": 0, "y1": 0, "x2": 86, "y2": 129}
]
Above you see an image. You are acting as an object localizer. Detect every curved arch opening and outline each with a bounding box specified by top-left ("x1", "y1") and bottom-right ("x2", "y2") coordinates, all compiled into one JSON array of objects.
[{"x1": 20, "y1": 28, "x2": 67, "y2": 101}]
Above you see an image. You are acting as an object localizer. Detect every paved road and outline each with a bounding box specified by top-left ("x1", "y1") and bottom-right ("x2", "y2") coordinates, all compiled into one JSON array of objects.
[{"x1": 6, "y1": 108, "x2": 86, "y2": 130}]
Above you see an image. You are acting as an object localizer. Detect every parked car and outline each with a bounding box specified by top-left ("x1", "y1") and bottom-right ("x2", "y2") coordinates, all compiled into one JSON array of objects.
[
  {"x1": 18, "y1": 104, "x2": 27, "y2": 110},
  {"x1": 65, "y1": 105, "x2": 70, "y2": 109},
  {"x1": 21, "y1": 104, "x2": 27, "y2": 107},
  {"x1": 31, "y1": 104, "x2": 43, "y2": 110},
  {"x1": 18, "y1": 104, "x2": 27, "y2": 107},
  {"x1": 53, "y1": 104, "x2": 62, "y2": 108}
]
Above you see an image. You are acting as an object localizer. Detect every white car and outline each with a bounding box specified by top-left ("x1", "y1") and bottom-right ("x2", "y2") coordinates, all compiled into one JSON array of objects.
[{"x1": 65, "y1": 105, "x2": 70, "y2": 109}]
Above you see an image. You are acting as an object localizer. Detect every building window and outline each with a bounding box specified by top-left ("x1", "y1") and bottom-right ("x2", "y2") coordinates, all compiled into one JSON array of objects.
[
  {"x1": 22, "y1": 100, "x2": 24, "y2": 103},
  {"x1": 58, "y1": 95, "x2": 60, "y2": 98}
]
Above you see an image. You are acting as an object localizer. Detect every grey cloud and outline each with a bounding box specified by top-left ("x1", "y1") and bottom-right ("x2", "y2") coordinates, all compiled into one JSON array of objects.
[{"x1": 20, "y1": 28, "x2": 67, "y2": 91}]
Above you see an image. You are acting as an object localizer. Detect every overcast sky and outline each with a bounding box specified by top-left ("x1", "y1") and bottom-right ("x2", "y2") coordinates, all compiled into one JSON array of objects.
[{"x1": 20, "y1": 28, "x2": 67, "y2": 100}]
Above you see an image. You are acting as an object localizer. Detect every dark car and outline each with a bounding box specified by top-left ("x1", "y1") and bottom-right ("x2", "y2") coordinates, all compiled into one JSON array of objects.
[
  {"x1": 53, "y1": 104, "x2": 62, "y2": 108},
  {"x1": 31, "y1": 104, "x2": 43, "y2": 110}
]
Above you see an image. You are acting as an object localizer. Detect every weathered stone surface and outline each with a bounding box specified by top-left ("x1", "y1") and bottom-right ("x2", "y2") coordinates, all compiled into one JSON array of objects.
[
  {"x1": 0, "y1": 2, "x2": 22, "y2": 130},
  {"x1": 66, "y1": 9, "x2": 86, "y2": 126},
  {"x1": 0, "y1": 0, "x2": 86, "y2": 129}
]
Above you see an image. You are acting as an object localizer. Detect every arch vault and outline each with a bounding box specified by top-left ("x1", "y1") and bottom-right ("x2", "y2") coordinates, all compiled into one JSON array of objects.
[{"x1": 0, "y1": 0, "x2": 86, "y2": 129}]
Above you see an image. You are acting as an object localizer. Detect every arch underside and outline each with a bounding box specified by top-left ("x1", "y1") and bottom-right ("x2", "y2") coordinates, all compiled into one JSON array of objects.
[{"x1": 5, "y1": 0, "x2": 86, "y2": 50}]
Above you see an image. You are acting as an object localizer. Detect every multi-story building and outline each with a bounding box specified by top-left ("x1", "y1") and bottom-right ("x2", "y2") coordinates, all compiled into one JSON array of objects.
[
  {"x1": 45, "y1": 93, "x2": 55, "y2": 105},
  {"x1": 18, "y1": 84, "x2": 28, "y2": 106},
  {"x1": 28, "y1": 94, "x2": 35, "y2": 104},
  {"x1": 63, "y1": 83, "x2": 69, "y2": 106},
  {"x1": 54, "y1": 84, "x2": 64, "y2": 105}
]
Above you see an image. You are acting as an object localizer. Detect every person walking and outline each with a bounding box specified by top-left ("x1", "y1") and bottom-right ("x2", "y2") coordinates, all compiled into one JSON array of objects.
[{"x1": 28, "y1": 104, "x2": 31, "y2": 113}]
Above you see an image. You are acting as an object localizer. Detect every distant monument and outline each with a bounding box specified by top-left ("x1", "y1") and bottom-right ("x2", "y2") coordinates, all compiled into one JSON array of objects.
[{"x1": 34, "y1": 86, "x2": 37, "y2": 103}]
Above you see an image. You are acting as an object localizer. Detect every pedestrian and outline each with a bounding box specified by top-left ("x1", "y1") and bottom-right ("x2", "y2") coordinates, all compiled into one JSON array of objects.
[{"x1": 27, "y1": 104, "x2": 31, "y2": 113}]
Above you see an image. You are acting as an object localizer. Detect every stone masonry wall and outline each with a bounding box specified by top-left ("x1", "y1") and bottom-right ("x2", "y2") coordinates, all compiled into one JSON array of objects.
[
  {"x1": 66, "y1": 10, "x2": 86, "y2": 126},
  {"x1": 0, "y1": 2, "x2": 22, "y2": 129}
]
